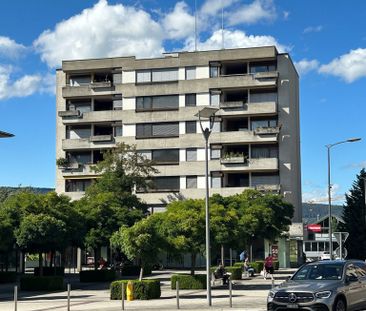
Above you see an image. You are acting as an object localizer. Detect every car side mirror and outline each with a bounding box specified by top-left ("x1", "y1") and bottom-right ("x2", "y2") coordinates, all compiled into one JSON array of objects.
[{"x1": 346, "y1": 275, "x2": 358, "y2": 283}]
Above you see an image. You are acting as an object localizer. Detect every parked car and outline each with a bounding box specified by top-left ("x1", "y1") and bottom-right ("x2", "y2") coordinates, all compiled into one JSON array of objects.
[
  {"x1": 267, "y1": 259, "x2": 366, "y2": 311},
  {"x1": 320, "y1": 251, "x2": 331, "y2": 260}
]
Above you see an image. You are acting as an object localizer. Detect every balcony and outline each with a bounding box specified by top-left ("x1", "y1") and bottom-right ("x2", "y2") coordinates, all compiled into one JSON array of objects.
[
  {"x1": 219, "y1": 101, "x2": 246, "y2": 109},
  {"x1": 89, "y1": 81, "x2": 112, "y2": 89},
  {"x1": 220, "y1": 154, "x2": 248, "y2": 165},
  {"x1": 255, "y1": 184, "x2": 281, "y2": 192},
  {"x1": 254, "y1": 71, "x2": 279, "y2": 79},
  {"x1": 61, "y1": 164, "x2": 97, "y2": 177},
  {"x1": 254, "y1": 126, "x2": 281, "y2": 135},
  {"x1": 58, "y1": 110, "x2": 81, "y2": 118},
  {"x1": 90, "y1": 134, "x2": 113, "y2": 142}
]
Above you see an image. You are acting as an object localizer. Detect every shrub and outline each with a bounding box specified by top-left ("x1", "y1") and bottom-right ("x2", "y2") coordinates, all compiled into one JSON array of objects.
[
  {"x1": 233, "y1": 262, "x2": 244, "y2": 269},
  {"x1": 121, "y1": 265, "x2": 152, "y2": 276},
  {"x1": 225, "y1": 266, "x2": 242, "y2": 280},
  {"x1": 171, "y1": 274, "x2": 206, "y2": 290},
  {"x1": 20, "y1": 275, "x2": 64, "y2": 291},
  {"x1": 80, "y1": 270, "x2": 116, "y2": 282},
  {"x1": 251, "y1": 261, "x2": 264, "y2": 273},
  {"x1": 0, "y1": 272, "x2": 17, "y2": 284},
  {"x1": 34, "y1": 267, "x2": 65, "y2": 276},
  {"x1": 110, "y1": 279, "x2": 161, "y2": 300}
]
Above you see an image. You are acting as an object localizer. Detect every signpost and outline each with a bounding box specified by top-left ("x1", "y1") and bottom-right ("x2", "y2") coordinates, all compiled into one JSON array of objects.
[{"x1": 333, "y1": 232, "x2": 349, "y2": 259}]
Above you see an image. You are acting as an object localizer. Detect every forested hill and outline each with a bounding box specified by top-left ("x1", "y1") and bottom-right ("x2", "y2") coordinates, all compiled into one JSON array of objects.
[{"x1": 0, "y1": 187, "x2": 54, "y2": 203}]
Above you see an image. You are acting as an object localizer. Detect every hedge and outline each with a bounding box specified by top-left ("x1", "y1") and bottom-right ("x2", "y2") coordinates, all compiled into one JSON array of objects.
[
  {"x1": 20, "y1": 275, "x2": 64, "y2": 291},
  {"x1": 80, "y1": 270, "x2": 116, "y2": 282},
  {"x1": 121, "y1": 265, "x2": 152, "y2": 276},
  {"x1": 0, "y1": 272, "x2": 17, "y2": 284},
  {"x1": 34, "y1": 267, "x2": 65, "y2": 276},
  {"x1": 251, "y1": 261, "x2": 264, "y2": 273},
  {"x1": 171, "y1": 274, "x2": 206, "y2": 289},
  {"x1": 110, "y1": 279, "x2": 161, "y2": 300},
  {"x1": 225, "y1": 266, "x2": 242, "y2": 280}
]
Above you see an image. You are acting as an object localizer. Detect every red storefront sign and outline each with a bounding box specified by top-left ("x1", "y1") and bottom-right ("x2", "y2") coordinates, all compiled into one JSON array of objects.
[{"x1": 307, "y1": 224, "x2": 322, "y2": 232}]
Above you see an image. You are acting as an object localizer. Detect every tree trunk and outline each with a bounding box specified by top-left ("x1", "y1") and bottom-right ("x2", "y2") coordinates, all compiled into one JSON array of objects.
[
  {"x1": 38, "y1": 252, "x2": 43, "y2": 276},
  {"x1": 190, "y1": 253, "x2": 196, "y2": 275},
  {"x1": 221, "y1": 244, "x2": 224, "y2": 267}
]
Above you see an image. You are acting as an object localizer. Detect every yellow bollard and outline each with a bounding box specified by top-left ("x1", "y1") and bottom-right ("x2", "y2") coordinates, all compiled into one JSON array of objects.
[{"x1": 126, "y1": 281, "x2": 134, "y2": 301}]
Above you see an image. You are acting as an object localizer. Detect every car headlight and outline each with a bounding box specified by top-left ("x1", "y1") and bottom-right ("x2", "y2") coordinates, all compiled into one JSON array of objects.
[
  {"x1": 315, "y1": 290, "x2": 332, "y2": 299},
  {"x1": 268, "y1": 290, "x2": 276, "y2": 298}
]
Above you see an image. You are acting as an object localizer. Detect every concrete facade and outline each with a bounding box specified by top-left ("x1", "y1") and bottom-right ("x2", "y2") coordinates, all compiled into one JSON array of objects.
[{"x1": 56, "y1": 46, "x2": 302, "y2": 222}]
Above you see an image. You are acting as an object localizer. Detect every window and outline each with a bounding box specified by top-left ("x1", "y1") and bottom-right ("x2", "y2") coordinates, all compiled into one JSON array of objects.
[
  {"x1": 69, "y1": 75, "x2": 91, "y2": 86},
  {"x1": 67, "y1": 100, "x2": 91, "y2": 113},
  {"x1": 211, "y1": 172, "x2": 222, "y2": 188},
  {"x1": 136, "y1": 70, "x2": 151, "y2": 83},
  {"x1": 150, "y1": 176, "x2": 180, "y2": 192},
  {"x1": 186, "y1": 121, "x2": 196, "y2": 134},
  {"x1": 186, "y1": 176, "x2": 197, "y2": 189},
  {"x1": 250, "y1": 61, "x2": 277, "y2": 73},
  {"x1": 136, "y1": 123, "x2": 179, "y2": 138},
  {"x1": 251, "y1": 117, "x2": 277, "y2": 130},
  {"x1": 210, "y1": 64, "x2": 220, "y2": 77},
  {"x1": 186, "y1": 148, "x2": 197, "y2": 162},
  {"x1": 251, "y1": 145, "x2": 278, "y2": 158},
  {"x1": 185, "y1": 94, "x2": 196, "y2": 107},
  {"x1": 114, "y1": 126, "x2": 123, "y2": 137},
  {"x1": 250, "y1": 89, "x2": 277, "y2": 103},
  {"x1": 185, "y1": 67, "x2": 196, "y2": 80},
  {"x1": 136, "y1": 95, "x2": 179, "y2": 111},
  {"x1": 251, "y1": 173, "x2": 279, "y2": 187},
  {"x1": 152, "y1": 149, "x2": 179, "y2": 164},
  {"x1": 65, "y1": 179, "x2": 92, "y2": 192},
  {"x1": 210, "y1": 93, "x2": 220, "y2": 106},
  {"x1": 66, "y1": 125, "x2": 91, "y2": 139},
  {"x1": 136, "y1": 68, "x2": 178, "y2": 83},
  {"x1": 211, "y1": 146, "x2": 221, "y2": 159},
  {"x1": 305, "y1": 242, "x2": 311, "y2": 252},
  {"x1": 67, "y1": 152, "x2": 92, "y2": 165}
]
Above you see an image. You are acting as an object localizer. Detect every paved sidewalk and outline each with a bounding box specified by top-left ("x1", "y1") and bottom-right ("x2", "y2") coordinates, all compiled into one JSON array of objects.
[{"x1": 0, "y1": 269, "x2": 296, "y2": 311}]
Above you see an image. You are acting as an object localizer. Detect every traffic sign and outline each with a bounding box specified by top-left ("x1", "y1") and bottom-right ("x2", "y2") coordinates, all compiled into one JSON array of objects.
[
  {"x1": 335, "y1": 246, "x2": 348, "y2": 259},
  {"x1": 333, "y1": 232, "x2": 349, "y2": 245}
]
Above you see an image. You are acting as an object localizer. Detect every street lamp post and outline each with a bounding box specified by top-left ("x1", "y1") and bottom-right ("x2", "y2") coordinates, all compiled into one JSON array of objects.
[
  {"x1": 326, "y1": 138, "x2": 361, "y2": 260},
  {"x1": 196, "y1": 107, "x2": 219, "y2": 306}
]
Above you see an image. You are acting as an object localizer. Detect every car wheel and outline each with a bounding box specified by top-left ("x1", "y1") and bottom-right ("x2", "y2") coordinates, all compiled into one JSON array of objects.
[{"x1": 333, "y1": 298, "x2": 346, "y2": 311}]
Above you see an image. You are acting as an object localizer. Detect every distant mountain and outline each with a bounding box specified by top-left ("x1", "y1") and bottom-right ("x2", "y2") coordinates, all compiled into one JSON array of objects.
[
  {"x1": 0, "y1": 186, "x2": 54, "y2": 203},
  {"x1": 303, "y1": 203, "x2": 343, "y2": 224}
]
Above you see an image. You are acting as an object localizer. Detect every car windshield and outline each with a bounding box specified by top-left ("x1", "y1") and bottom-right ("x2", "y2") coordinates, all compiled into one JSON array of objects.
[{"x1": 292, "y1": 263, "x2": 343, "y2": 281}]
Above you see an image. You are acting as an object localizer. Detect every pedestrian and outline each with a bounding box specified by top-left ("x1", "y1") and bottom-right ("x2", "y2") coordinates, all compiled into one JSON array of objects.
[
  {"x1": 214, "y1": 263, "x2": 230, "y2": 285},
  {"x1": 264, "y1": 253, "x2": 274, "y2": 280}
]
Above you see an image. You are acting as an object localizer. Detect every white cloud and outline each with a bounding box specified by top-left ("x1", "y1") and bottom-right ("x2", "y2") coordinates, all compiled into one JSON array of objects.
[
  {"x1": 0, "y1": 36, "x2": 26, "y2": 59},
  {"x1": 303, "y1": 25, "x2": 323, "y2": 34},
  {"x1": 201, "y1": 0, "x2": 238, "y2": 17},
  {"x1": 163, "y1": 2, "x2": 195, "y2": 40},
  {"x1": 319, "y1": 48, "x2": 366, "y2": 83},
  {"x1": 294, "y1": 59, "x2": 319, "y2": 75},
  {"x1": 343, "y1": 161, "x2": 366, "y2": 169},
  {"x1": 227, "y1": 0, "x2": 276, "y2": 26},
  {"x1": 303, "y1": 184, "x2": 344, "y2": 204},
  {"x1": 33, "y1": 0, "x2": 164, "y2": 68},
  {"x1": 184, "y1": 29, "x2": 287, "y2": 52},
  {"x1": 0, "y1": 65, "x2": 53, "y2": 100}
]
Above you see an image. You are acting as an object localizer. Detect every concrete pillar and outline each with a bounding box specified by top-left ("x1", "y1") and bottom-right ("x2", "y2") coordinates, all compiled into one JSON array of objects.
[{"x1": 77, "y1": 248, "x2": 82, "y2": 272}]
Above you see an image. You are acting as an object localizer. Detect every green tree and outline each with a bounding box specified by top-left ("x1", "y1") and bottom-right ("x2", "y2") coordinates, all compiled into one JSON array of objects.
[
  {"x1": 0, "y1": 211, "x2": 15, "y2": 271},
  {"x1": 339, "y1": 169, "x2": 366, "y2": 259},
  {"x1": 111, "y1": 214, "x2": 164, "y2": 280},
  {"x1": 78, "y1": 143, "x2": 157, "y2": 268},
  {"x1": 159, "y1": 199, "x2": 205, "y2": 275},
  {"x1": 15, "y1": 214, "x2": 67, "y2": 275}
]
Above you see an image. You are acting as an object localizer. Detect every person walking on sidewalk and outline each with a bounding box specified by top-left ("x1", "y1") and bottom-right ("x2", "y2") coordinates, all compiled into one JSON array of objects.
[{"x1": 264, "y1": 253, "x2": 274, "y2": 280}]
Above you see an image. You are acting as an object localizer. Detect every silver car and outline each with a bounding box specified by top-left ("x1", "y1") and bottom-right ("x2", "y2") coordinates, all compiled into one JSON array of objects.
[{"x1": 267, "y1": 260, "x2": 366, "y2": 311}]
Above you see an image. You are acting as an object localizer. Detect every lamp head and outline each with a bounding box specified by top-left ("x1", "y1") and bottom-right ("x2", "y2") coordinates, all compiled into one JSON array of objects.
[
  {"x1": 195, "y1": 107, "x2": 219, "y2": 118},
  {"x1": 347, "y1": 137, "x2": 361, "y2": 143},
  {"x1": 0, "y1": 130, "x2": 14, "y2": 138}
]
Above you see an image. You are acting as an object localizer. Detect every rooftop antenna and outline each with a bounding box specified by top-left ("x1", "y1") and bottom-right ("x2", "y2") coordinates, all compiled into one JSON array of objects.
[
  {"x1": 194, "y1": 0, "x2": 198, "y2": 51},
  {"x1": 221, "y1": 0, "x2": 224, "y2": 49}
]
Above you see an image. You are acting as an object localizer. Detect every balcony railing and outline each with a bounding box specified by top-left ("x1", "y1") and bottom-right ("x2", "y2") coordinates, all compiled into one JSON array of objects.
[
  {"x1": 89, "y1": 81, "x2": 112, "y2": 89},
  {"x1": 219, "y1": 101, "x2": 246, "y2": 109},
  {"x1": 220, "y1": 155, "x2": 248, "y2": 164},
  {"x1": 254, "y1": 126, "x2": 281, "y2": 135},
  {"x1": 58, "y1": 110, "x2": 81, "y2": 118},
  {"x1": 89, "y1": 134, "x2": 113, "y2": 142},
  {"x1": 255, "y1": 184, "x2": 281, "y2": 192}
]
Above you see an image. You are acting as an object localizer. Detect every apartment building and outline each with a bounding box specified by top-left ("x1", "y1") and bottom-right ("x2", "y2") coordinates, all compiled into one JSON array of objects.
[{"x1": 56, "y1": 46, "x2": 302, "y2": 266}]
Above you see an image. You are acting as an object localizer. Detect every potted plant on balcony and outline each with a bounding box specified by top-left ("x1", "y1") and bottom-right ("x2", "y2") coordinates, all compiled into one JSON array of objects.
[
  {"x1": 221, "y1": 152, "x2": 248, "y2": 164},
  {"x1": 56, "y1": 157, "x2": 69, "y2": 168}
]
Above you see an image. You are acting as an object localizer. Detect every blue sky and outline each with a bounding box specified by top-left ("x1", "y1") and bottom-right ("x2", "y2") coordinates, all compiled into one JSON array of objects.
[{"x1": 0, "y1": 0, "x2": 365, "y2": 204}]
